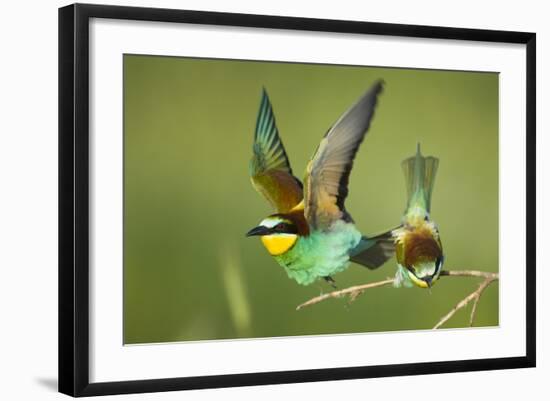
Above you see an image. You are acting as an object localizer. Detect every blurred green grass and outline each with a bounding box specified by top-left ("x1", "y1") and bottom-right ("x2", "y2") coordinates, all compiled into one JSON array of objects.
[{"x1": 123, "y1": 55, "x2": 499, "y2": 344}]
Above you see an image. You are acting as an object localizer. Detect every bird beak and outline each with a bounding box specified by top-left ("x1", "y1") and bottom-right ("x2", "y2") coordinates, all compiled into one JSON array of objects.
[{"x1": 246, "y1": 226, "x2": 271, "y2": 237}]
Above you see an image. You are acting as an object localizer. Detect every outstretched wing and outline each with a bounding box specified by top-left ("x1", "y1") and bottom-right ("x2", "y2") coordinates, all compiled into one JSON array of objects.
[
  {"x1": 304, "y1": 81, "x2": 384, "y2": 229},
  {"x1": 250, "y1": 89, "x2": 303, "y2": 212}
]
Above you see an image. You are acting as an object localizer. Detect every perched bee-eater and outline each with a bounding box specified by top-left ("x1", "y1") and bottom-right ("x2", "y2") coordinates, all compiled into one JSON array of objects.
[
  {"x1": 392, "y1": 144, "x2": 444, "y2": 288},
  {"x1": 246, "y1": 81, "x2": 395, "y2": 286}
]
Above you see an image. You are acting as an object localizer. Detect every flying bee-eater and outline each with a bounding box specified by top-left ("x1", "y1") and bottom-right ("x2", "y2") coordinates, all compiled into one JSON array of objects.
[
  {"x1": 245, "y1": 81, "x2": 395, "y2": 286},
  {"x1": 392, "y1": 144, "x2": 444, "y2": 288}
]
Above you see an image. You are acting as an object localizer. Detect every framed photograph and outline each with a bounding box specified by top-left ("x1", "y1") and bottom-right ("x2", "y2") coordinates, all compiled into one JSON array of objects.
[{"x1": 59, "y1": 3, "x2": 536, "y2": 397}]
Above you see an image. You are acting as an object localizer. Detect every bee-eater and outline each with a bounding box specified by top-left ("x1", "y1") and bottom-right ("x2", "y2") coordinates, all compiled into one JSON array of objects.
[
  {"x1": 245, "y1": 81, "x2": 395, "y2": 286},
  {"x1": 392, "y1": 144, "x2": 444, "y2": 288}
]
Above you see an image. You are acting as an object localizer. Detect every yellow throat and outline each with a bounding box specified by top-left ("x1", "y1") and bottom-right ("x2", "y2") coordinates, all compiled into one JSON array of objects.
[
  {"x1": 407, "y1": 271, "x2": 432, "y2": 288},
  {"x1": 260, "y1": 234, "x2": 298, "y2": 256}
]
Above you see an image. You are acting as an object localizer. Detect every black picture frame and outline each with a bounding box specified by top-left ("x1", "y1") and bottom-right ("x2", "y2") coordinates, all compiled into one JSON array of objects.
[{"x1": 59, "y1": 3, "x2": 536, "y2": 397}]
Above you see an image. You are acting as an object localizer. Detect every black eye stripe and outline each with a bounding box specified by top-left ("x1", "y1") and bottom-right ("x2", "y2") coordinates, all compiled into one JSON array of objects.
[
  {"x1": 270, "y1": 223, "x2": 285, "y2": 232},
  {"x1": 278, "y1": 223, "x2": 290, "y2": 231},
  {"x1": 271, "y1": 222, "x2": 297, "y2": 234}
]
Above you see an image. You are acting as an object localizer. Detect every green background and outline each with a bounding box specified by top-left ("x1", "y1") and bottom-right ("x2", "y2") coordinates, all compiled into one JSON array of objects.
[{"x1": 123, "y1": 55, "x2": 499, "y2": 344}]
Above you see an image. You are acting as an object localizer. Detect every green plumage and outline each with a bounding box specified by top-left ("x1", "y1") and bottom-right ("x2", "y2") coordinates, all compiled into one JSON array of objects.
[
  {"x1": 274, "y1": 221, "x2": 362, "y2": 285},
  {"x1": 402, "y1": 143, "x2": 439, "y2": 219},
  {"x1": 249, "y1": 89, "x2": 294, "y2": 177}
]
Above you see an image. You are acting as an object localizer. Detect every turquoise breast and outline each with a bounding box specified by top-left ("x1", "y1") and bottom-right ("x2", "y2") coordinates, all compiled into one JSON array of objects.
[{"x1": 274, "y1": 221, "x2": 362, "y2": 285}]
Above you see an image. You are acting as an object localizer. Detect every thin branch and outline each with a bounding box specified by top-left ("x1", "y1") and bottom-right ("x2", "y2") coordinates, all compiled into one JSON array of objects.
[
  {"x1": 296, "y1": 269, "x2": 499, "y2": 330},
  {"x1": 469, "y1": 295, "x2": 481, "y2": 327},
  {"x1": 439, "y1": 270, "x2": 498, "y2": 279},
  {"x1": 296, "y1": 278, "x2": 394, "y2": 310},
  {"x1": 433, "y1": 273, "x2": 498, "y2": 329}
]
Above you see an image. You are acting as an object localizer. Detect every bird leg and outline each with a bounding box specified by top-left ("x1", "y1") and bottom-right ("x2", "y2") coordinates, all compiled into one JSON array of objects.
[{"x1": 323, "y1": 276, "x2": 338, "y2": 289}]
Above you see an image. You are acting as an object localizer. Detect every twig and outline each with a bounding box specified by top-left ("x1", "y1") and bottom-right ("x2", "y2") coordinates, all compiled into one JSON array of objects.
[
  {"x1": 296, "y1": 269, "x2": 499, "y2": 329},
  {"x1": 295, "y1": 278, "x2": 395, "y2": 310},
  {"x1": 469, "y1": 296, "x2": 481, "y2": 327},
  {"x1": 433, "y1": 272, "x2": 498, "y2": 329},
  {"x1": 439, "y1": 270, "x2": 497, "y2": 279}
]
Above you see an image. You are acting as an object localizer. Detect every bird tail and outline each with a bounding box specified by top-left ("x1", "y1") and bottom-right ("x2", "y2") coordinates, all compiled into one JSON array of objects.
[
  {"x1": 401, "y1": 143, "x2": 439, "y2": 215},
  {"x1": 350, "y1": 230, "x2": 396, "y2": 270}
]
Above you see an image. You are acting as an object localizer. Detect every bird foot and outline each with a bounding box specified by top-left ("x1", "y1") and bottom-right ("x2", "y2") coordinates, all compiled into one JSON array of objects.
[{"x1": 323, "y1": 276, "x2": 338, "y2": 289}]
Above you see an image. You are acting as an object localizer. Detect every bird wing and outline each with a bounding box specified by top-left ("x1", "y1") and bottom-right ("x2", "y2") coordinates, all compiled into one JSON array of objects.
[
  {"x1": 303, "y1": 81, "x2": 384, "y2": 229},
  {"x1": 250, "y1": 89, "x2": 303, "y2": 213}
]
